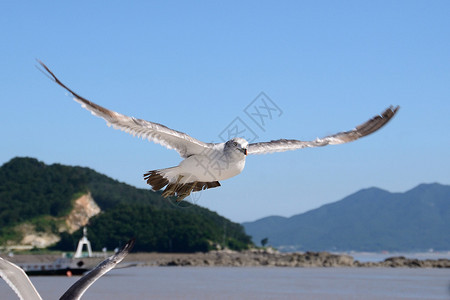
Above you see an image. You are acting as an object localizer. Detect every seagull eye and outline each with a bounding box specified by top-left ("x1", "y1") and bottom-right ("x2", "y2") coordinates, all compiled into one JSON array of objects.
[{"x1": 233, "y1": 142, "x2": 238, "y2": 147}]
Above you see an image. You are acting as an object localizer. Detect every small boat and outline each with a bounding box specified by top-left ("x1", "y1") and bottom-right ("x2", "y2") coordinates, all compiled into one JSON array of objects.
[
  {"x1": 18, "y1": 257, "x2": 91, "y2": 276},
  {"x1": 16, "y1": 227, "x2": 103, "y2": 276}
]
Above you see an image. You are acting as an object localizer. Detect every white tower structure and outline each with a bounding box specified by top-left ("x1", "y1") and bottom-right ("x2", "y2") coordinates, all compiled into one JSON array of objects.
[{"x1": 74, "y1": 227, "x2": 93, "y2": 258}]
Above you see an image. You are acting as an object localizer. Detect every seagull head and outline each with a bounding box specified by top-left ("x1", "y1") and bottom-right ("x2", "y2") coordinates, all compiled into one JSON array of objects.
[{"x1": 225, "y1": 138, "x2": 248, "y2": 156}]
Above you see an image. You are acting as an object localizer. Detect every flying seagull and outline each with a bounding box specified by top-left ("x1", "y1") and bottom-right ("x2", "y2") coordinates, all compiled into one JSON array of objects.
[
  {"x1": 39, "y1": 62, "x2": 399, "y2": 201},
  {"x1": 0, "y1": 238, "x2": 135, "y2": 300}
]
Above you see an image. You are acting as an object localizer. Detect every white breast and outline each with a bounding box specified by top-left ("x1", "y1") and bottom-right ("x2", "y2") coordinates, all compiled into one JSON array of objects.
[{"x1": 179, "y1": 149, "x2": 246, "y2": 182}]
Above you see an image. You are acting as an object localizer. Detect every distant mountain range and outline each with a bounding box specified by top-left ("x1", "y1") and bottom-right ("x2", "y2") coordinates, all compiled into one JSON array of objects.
[
  {"x1": 243, "y1": 183, "x2": 450, "y2": 252},
  {"x1": 0, "y1": 157, "x2": 252, "y2": 252}
]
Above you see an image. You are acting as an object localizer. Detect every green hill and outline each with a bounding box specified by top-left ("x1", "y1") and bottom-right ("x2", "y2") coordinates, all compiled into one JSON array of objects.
[
  {"x1": 0, "y1": 157, "x2": 252, "y2": 252},
  {"x1": 243, "y1": 183, "x2": 450, "y2": 252}
]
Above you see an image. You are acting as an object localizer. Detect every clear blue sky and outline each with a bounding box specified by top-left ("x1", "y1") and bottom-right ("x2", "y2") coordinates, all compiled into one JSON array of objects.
[{"x1": 1, "y1": 1, "x2": 449, "y2": 223}]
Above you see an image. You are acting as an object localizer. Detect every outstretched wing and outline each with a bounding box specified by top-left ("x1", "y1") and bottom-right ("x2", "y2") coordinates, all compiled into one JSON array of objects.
[
  {"x1": 0, "y1": 257, "x2": 42, "y2": 300},
  {"x1": 39, "y1": 61, "x2": 213, "y2": 158},
  {"x1": 60, "y1": 238, "x2": 135, "y2": 300},
  {"x1": 248, "y1": 106, "x2": 399, "y2": 155}
]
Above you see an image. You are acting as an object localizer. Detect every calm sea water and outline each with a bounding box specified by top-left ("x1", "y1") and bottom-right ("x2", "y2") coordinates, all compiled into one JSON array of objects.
[{"x1": 1, "y1": 267, "x2": 449, "y2": 300}]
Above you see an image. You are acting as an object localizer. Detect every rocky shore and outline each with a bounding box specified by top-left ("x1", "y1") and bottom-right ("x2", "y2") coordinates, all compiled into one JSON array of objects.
[
  {"x1": 124, "y1": 248, "x2": 450, "y2": 268},
  {"x1": 3, "y1": 249, "x2": 449, "y2": 268}
]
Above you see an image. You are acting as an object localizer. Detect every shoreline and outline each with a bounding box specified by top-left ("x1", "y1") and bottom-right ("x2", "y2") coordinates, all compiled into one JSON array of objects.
[
  {"x1": 4, "y1": 249, "x2": 449, "y2": 268},
  {"x1": 128, "y1": 249, "x2": 450, "y2": 268}
]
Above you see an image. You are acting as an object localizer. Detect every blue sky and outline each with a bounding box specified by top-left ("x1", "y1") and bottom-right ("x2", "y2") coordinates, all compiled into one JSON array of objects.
[{"x1": 1, "y1": 1, "x2": 449, "y2": 223}]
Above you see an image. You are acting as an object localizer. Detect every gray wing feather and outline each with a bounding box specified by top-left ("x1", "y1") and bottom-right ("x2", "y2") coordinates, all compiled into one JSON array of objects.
[
  {"x1": 39, "y1": 62, "x2": 212, "y2": 158},
  {"x1": 0, "y1": 257, "x2": 42, "y2": 300},
  {"x1": 59, "y1": 238, "x2": 135, "y2": 300},
  {"x1": 248, "y1": 106, "x2": 399, "y2": 154}
]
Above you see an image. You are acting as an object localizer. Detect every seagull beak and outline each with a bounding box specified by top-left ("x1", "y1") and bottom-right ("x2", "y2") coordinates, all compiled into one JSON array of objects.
[{"x1": 238, "y1": 147, "x2": 247, "y2": 155}]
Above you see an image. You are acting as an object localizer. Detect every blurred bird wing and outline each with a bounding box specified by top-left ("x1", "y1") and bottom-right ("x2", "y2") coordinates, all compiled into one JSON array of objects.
[
  {"x1": 0, "y1": 257, "x2": 42, "y2": 300},
  {"x1": 59, "y1": 238, "x2": 135, "y2": 300}
]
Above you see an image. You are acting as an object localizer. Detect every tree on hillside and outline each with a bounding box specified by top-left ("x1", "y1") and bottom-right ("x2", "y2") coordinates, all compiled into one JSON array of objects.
[{"x1": 261, "y1": 237, "x2": 268, "y2": 247}]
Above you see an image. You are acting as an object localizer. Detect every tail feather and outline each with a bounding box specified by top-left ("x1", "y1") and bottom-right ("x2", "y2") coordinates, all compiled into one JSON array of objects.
[
  {"x1": 144, "y1": 168, "x2": 221, "y2": 201},
  {"x1": 144, "y1": 170, "x2": 169, "y2": 190}
]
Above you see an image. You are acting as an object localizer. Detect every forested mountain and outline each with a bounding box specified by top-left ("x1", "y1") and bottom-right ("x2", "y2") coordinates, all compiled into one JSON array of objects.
[
  {"x1": 0, "y1": 157, "x2": 252, "y2": 252},
  {"x1": 243, "y1": 183, "x2": 450, "y2": 252}
]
